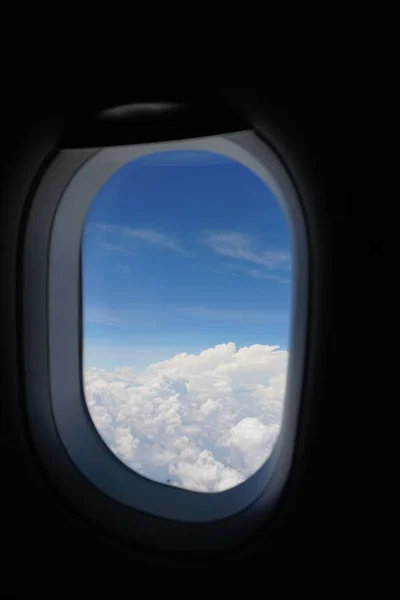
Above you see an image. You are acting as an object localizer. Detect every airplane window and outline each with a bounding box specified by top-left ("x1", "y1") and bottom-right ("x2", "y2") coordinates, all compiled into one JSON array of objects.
[{"x1": 82, "y1": 150, "x2": 292, "y2": 493}]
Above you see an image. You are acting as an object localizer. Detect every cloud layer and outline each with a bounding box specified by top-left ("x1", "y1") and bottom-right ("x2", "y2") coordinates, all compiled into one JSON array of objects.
[{"x1": 83, "y1": 342, "x2": 288, "y2": 493}]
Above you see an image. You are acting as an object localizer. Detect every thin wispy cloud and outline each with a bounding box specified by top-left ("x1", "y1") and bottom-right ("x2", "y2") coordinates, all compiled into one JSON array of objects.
[
  {"x1": 117, "y1": 265, "x2": 130, "y2": 273},
  {"x1": 247, "y1": 269, "x2": 290, "y2": 284},
  {"x1": 99, "y1": 242, "x2": 137, "y2": 257},
  {"x1": 84, "y1": 304, "x2": 153, "y2": 327},
  {"x1": 221, "y1": 262, "x2": 291, "y2": 285},
  {"x1": 85, "y1": 303, "x2": 287, "y2": 328},
  {"x1": 94, "y1": 223, "x2": 182, "y2": 252},
  {"x1": 204, "y1": 232, "x2": 291, "y2": 270},
  {"x1": 84, "y1": 305, "x2": 123, "y2": 326},
  {"x1": 180, "y1": 306, "x2": 287, "y2": 324}
]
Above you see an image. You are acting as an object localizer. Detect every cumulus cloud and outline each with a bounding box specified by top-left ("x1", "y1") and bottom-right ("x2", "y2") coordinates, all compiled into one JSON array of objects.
[{"x1": 83, "y1": 342, "x2": 288, "y2": 493}]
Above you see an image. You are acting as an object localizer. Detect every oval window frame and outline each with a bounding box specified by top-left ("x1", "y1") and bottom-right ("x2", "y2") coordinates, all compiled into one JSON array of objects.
[{"x1": 23, "y1": 130, "x2": 309, "y2": 550}]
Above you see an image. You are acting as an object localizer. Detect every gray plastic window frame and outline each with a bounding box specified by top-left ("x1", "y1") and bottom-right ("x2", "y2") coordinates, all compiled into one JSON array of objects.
[{"x1": 23, "y1": 130, "x2": 308, "y2": 550}]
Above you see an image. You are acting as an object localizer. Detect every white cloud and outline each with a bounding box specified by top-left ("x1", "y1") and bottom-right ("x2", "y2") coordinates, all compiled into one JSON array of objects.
[
  {"x1": 83, "y1": 342, "x2": 288, "y2": 493},
  {"x1": 99, "y1": 242, "x2": 137, "y2": 257},
  {"x1": 180, "y1": 306, "x2": 284, "y2": 324},
  {"x1": 84, "y1": 305, "x2": 123, "y2": 326},
  {"x1": 204, "y1": 232, "x2": 291, "y2": 270},
  {"x1": 247, "y1": 268, "x2": 291, "y2": 284},
  {"x1": 84, "y1": 303, "x2": 288, "y2": 329},
  {"x1": 94, "y1": 224, "x2": 182, "y2": 251}
]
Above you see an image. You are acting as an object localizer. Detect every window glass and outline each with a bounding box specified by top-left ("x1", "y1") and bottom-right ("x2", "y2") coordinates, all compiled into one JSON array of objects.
[{"x1": 82, "y1": 150, "x2": 292, "y2": 492}]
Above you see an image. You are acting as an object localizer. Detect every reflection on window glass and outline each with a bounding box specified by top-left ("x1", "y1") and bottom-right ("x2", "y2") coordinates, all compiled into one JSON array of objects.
[{"x1": 82, "y1": 150, "x2": 292, "y2": 492}]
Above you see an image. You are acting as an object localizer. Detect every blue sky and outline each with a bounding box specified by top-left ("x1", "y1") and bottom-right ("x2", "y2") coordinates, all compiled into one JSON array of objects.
[{"x1": 82, "y1": 150, "x2": 292, "y2": 372}]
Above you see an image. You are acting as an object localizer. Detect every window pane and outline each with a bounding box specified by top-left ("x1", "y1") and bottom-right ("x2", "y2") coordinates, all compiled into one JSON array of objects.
[{"x1": 82, "y1": 150, "x2": 292, "y2": 493}]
